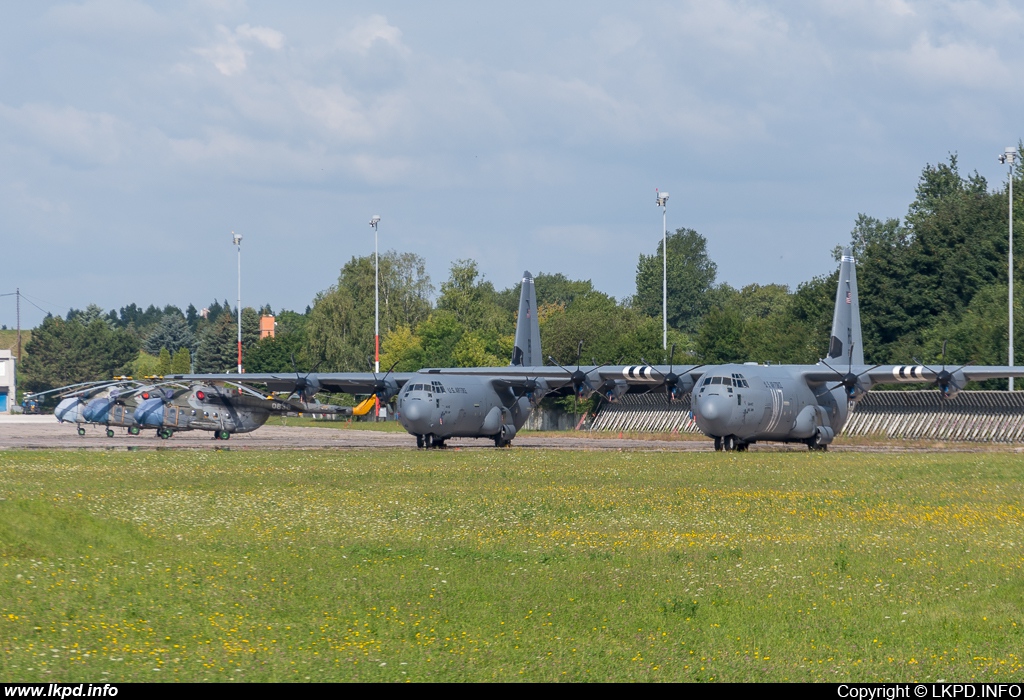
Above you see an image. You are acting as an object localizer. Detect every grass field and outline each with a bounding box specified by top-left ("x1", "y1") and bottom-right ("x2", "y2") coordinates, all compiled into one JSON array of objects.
[{"x1": 1, "y1": 449, "x2": 1022, "y2": 682}]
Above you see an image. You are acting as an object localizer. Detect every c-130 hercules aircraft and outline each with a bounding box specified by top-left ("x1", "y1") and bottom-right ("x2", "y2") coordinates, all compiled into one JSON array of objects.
[{"x1": 174, "y1": 251, "x2": 1024, "y2": 450}]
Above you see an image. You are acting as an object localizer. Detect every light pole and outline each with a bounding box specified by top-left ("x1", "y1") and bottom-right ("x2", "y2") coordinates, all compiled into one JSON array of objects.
[
  {"x1": 370, "y1": 215, "x2": 381, "y2": 419},
  {"x1": 1000, "y1": 147, "x2": 1018, "y2": 390},
  {"x1": 656, "y1": 190, "x2": 670, "y2": 352},
  {"x1": 232, "y1": 231, "x2": 243, "y2": 374}
]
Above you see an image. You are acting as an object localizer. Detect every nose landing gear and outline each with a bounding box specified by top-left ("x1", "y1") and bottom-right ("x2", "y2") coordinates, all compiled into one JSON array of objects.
[
  {"x1": 713, "y1": 435, "x2": 748, "y2": 452},
  {"x1": 416, "y1": 434, "x2": 446, "y2": 449}
]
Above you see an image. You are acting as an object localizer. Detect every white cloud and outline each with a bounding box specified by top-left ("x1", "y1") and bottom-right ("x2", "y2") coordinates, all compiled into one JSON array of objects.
[
  {"x1": 341, "y1": 15, "x2": 406, "y2": 55},
  {"x1": 0, "y1": 102, "x2": 128, "y2": 166},
  {"x1": 884, "y1": 33, "x2": 1011, "y2": 89},
  {"x1": 46, "y1": 0, "x2": 166, "y2": 35},
  {"x1": 236, "y1": 23, "x2": 285, "y2": 50},
  {"x1": 194, "y1": 23, "x2": 285, "y2": 76}
]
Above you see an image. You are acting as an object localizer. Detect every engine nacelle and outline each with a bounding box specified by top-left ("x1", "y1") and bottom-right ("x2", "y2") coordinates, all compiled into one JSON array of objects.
[
  {"x1": 598, "y1": 379, "x2": 629, "y2": 403},
  {"x1": 938, "y1": 370, "x2": 966, "y2": 400}
]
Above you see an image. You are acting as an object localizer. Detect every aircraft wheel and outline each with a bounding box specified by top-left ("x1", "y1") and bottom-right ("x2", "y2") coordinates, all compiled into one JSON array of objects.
[
  {"x1": 424, "y1": 434, "x2": 434, "y2": 449},
  {"x1": 416, "y1": 435, "x2": 424, "y2": 449},
  {"x1": 129, "y1": 426, "x2": 140, "y2": 436},
  {"x1": 219, "y1": 430, "x2": 230, "y2": 440},
  {"x1": 806, "y1": 436, "x2": 828, "y2": 451},
  {"x1": 434, "y1": 439, "x2": 446, "y2": 449},
  {"x1": 723, "y1": 435, "x2": 736, "y2": 451},
  {"x1": 735, "y1": 442, "x2": 748, "y2": 452},
  {"x1": 78, "y1": 427, "x2": 86, "y2": 436},
  {"x1": 713, "y1": 436, "x2": 722, "y2": 451},
  {"x1": 106, "y1": 429, "x2": 115, "y2": 438}
]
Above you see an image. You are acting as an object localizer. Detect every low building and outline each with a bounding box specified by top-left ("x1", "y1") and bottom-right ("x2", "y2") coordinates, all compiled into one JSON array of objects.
[{"x1": 0, "y1": 349, "x2": 15, "y2": 413}]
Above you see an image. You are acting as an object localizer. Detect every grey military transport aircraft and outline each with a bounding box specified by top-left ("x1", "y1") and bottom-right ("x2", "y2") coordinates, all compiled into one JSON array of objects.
[{"x1": 174, "y1": 253, "x2": 1024, "y2": 450}]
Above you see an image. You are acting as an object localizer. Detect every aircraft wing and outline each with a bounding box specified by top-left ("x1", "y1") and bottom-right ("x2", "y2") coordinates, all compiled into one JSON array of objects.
[
  {"x1": 797, "y1": 365, "x2": 1024, "y2": 386},
  {"x1": 418, "y1": 364, "x2": 705, "y2": 384}
]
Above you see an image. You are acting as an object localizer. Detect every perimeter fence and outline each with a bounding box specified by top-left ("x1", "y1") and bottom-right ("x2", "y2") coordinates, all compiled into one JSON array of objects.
[{"x1": 585, "y1": 390, "x2": 1024, "y2": 442}]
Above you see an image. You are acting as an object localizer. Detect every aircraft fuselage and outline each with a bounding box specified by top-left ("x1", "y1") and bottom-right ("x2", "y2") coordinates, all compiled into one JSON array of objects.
[
  {"x1": 691, "y1": 364, "x2": 847, "y2": 449},
  {"x1": 396, "y1": 374, "x2": 532, "y2": 446}
]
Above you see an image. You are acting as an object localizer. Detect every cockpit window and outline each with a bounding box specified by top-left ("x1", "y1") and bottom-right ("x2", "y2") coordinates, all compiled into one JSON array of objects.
[{"x1": 711, "y1": 377, "x2": 722, "y2": 385}]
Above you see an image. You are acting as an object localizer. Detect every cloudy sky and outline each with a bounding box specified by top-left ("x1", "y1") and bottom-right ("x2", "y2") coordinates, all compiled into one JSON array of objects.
[{"x1": 2, "y1": 1, "x2": 1022, "y2": 328}]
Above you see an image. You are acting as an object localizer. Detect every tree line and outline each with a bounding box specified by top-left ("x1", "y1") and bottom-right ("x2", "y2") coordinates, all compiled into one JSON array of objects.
[{"x1": 19, "y1": 153, "x2": 1024, "y2": 395}]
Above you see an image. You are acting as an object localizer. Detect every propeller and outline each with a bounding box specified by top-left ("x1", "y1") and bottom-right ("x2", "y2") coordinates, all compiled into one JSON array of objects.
[
  {"x1": 547, "y1": 341, "x2": 596, "y2": 402},
  {"x1": 914, "y1": 340, "x2": 972, "y2": 400},
  {"x1": 285, "y1": 354, "x2": 324, "y2": 402},
  {"x1": 641, "y1": 344, "x2": 704, "y2": 401},
  {"x1": 510, "y1": 367, "x2": 561, "y2": 408},
  {"x1": 819, "y1": 341, "x2": 880, "y2": 400},
  {"x1": 369, "y1": 358, "x2": 402, "y2": 401}
]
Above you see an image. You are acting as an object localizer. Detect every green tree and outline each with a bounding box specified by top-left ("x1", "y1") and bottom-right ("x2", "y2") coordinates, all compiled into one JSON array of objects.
[
  {"x1": 306, "y1": 251, "x2": 433, "y2": 370},
  {"x1": 171, "y1": 347, "x2": 191, "y2": 374},
  {"x1": 379, "y1": 325, "x2": 426, "y2": 372},
  {"x1": 193, "y1": 314, "x2": 238, "y2": 373},
  {"x1": 143, "y1": 313, "x2": 196, "y2": 355},
  {"x1": 694, "y1": 305, "x2": 745, "y2": 363},
  {"x1": 851, "y1": 155, "x2": 1012, "y2": 362},
  {"x1": 157, "y1": 347, "x2": 172, "y2": 375},
  {"x1": 635, "y1": 228, "x2": 717, "y2": 333},
  {"x1": 437, "y1": 259, "x2": 512, "y2": 336},
  {"x1": 21, "y1": 316, "x2": 139, "y2": 392},
  {"x1": 128, "y1": 351, "x2": 161, "y2": 378}
]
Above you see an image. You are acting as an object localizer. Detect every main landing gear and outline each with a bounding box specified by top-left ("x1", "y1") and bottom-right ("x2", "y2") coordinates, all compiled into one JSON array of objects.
[
  {"x1": 713, "y1": 435, "x2": 748, "y2": 452},
  {"x1": 416, "y1": 434, "x2": 446, "y2": 449},
  {"x1": 77, "y1": 427, "x2": 86, "y2": 436},
  {"x1": 213, "y1": 430, "x2": 230, "y2": 440},
  {"x1": 106, "y1": 428, "x2": 115, "y2": 438}
]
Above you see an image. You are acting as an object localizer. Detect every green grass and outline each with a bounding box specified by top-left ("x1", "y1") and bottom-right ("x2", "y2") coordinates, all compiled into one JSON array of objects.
[
  {"x1": 1, "y1": 450, "x2": 1022, "y2": 682},
  {"x1": 0, "y1": 329, "x2": 29, "y2": 352},
  {"x1": 275, "y1": 416, "x2": 409, "y2": 432}
]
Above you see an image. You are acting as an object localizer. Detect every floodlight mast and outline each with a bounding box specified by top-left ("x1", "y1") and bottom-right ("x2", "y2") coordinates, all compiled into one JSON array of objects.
[
  {"x1": 1000, "y1": 147, "x2": 1018, "y2": 390},
  {"x1": 232, "y1": 232, "x2": 243, "y2": 374},
  {"x1": 370, "y1": 215, "x2": 381, "y2": 419},
  {"x1": 656, "y1": 190, "x2": 670, "y2": 352}
]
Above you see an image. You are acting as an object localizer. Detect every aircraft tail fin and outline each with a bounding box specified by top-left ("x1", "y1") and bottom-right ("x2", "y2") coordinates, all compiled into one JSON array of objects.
[
  {"x1": 511, "y1": 271, "x2": 542, "y2": 366},
  {"x1": 828, "y1": 247, "x2": 864, "y2": 366}
]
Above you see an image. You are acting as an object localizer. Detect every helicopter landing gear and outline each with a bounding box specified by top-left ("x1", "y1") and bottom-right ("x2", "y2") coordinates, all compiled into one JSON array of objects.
[
  {"x1": 78, "y1": 427, "x2": 86, "y2": 436},
  {"x1": 129, "y1": 426, "x2": 140, "y2": 436},
  {"x1": 106, "y1": 429, "x2": 115, "y2": 438}
]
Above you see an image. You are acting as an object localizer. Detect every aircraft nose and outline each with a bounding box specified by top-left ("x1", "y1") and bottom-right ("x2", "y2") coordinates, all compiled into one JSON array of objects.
[
  {"x1": 694, "y1": 393, "x2": 734, "y2": 436},
  {"x1": 401, "y1": 400, "x2": 430, "y2": 432},
  {"x1": 83, "y1": 399, "x2": 109, "y2": 423}
]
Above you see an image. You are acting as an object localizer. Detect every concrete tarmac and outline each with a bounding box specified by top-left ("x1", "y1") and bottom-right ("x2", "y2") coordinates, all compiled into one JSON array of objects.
[{"x1": 1, "y1": 415, "x2": 1018, "y2": 452}]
